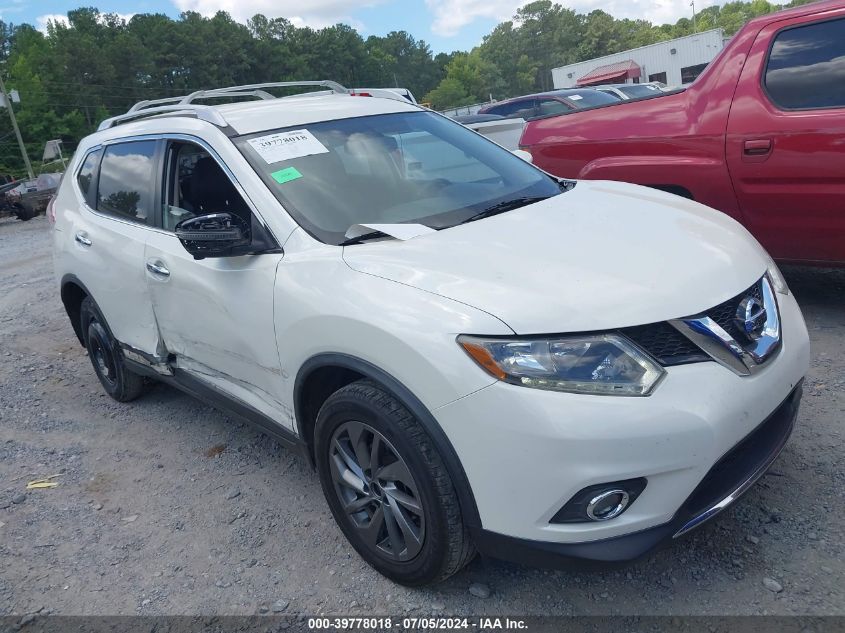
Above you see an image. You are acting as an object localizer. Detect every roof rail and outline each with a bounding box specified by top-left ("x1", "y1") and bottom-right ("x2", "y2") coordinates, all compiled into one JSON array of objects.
[
  {"x1": 102, "y1": 80, "x2": 351, "y2": 131},
  {"x1": 128, "y1": 96, "x2": 186, "y2": 113},
  {"x1": 97, "y1": 104, "x2": 229, "y2": 131},
  {"x1": 180, "y1": 81, "x2": 349, "y2": 104}
]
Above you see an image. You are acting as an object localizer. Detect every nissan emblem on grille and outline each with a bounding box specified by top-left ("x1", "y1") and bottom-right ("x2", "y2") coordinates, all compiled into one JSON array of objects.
[
  {"x1": 668, "y1": 276, "x2": 782, "y2": 377},
  {"x1": 735, "y1": 296, "x2": 767, "y2": 341}
]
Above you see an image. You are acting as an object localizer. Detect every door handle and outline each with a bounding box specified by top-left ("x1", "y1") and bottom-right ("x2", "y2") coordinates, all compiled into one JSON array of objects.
[
  {"x1": 74, "y1": 232, "x2": 92, "y2": 247},
  {"x1": 744, "y1": 139, "x2": 773, "y2": 156},
  {"x1": 145, "y1": 261, "x2": 171, "y2": 278}
]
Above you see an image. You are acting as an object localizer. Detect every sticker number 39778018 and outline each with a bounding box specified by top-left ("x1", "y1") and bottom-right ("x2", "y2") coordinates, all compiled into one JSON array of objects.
[{"x1": 247, "y1": 129, "x2": 330, "y2": 164}]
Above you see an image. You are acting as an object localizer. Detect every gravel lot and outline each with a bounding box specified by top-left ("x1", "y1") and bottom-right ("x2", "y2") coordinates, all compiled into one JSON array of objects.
[{"x1": 1, "y1": 215, "x2": 843, "y2": 617}]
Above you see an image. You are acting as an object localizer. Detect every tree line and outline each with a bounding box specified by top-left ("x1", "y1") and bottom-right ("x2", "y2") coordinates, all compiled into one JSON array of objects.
[{"x1": 0, "y1": 0, "x2": 815, "y2": 177}]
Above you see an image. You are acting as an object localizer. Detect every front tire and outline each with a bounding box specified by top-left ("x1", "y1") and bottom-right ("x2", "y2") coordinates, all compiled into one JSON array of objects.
[
  {"x1": 80, "y1": 297, "x2": 148, "y2": 402},
  {"x1": 315, "y1": 380, "x2": 475, "y2": 586}
]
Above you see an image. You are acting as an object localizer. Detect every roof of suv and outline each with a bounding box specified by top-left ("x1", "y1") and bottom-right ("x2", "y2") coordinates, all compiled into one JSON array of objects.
[
  {"x1": 90, "y1": 88, "x2": 421, "y2": 147},
  {"x1": 215, "y1": 93, "x2": 419, "y2": 136}
]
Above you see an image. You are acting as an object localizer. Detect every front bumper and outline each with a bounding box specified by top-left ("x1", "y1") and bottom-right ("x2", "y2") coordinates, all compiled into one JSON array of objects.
[
  {"x1": 434, "y1": 288, "x2": 810, "y2": 552},
  {"x1": 470, "y1": 382, "x2": 801, "y2": 567}
]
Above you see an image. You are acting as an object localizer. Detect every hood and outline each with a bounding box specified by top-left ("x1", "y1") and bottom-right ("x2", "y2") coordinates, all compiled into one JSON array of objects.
[{"x1": 342, "y1": 180, "x2": 768, "y2": 334}]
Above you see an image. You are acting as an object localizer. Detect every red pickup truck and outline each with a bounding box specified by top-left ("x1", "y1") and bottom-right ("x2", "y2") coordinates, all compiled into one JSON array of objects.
[{"x1": 520, "y1": 0, "x2": 845, "y2": 265}]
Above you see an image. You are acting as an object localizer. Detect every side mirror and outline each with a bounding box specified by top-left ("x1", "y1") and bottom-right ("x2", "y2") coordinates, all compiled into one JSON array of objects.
[
  {"x1": 175, "y1": 212, "x2": 250, "y2": 260},
  {"x1": 512, "y1": 149, "x2": 533, "y2": 164}
]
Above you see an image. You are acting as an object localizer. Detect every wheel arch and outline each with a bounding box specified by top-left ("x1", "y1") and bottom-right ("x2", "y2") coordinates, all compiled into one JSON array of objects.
[
  {"x1": 60, "y1": 274, "x2": 93, "y2": 345},
  {"x1": 646, "y1": 184, "x2": 695, "y2": 200},
  {"x1": 294, "y1": 353, "x2": 482, "y2": 529}
]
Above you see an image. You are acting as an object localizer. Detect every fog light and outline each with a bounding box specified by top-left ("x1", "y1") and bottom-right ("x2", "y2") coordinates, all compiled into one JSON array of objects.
[
  {"x1": 550, "y1": 478, "x2": 646, "y2": 524},
  {"x1": 586, "y1": 489, "x2": 630, "y2": 521}
]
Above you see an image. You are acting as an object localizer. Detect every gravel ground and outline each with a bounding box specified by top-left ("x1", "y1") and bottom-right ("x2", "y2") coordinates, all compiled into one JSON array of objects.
[{"x1": 1, "y1": 215, "x2": 843, "y2": 617}]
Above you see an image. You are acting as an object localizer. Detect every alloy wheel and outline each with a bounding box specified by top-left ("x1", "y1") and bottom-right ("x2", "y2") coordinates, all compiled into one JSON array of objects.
[{"x1": 329, "y1": 420, "x2": 426, "y2": 562}]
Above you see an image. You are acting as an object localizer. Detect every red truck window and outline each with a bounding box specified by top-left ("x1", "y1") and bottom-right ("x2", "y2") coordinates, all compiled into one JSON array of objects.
[{"x1": 764, "y1": 17, "x2": 845, "y2": 110}]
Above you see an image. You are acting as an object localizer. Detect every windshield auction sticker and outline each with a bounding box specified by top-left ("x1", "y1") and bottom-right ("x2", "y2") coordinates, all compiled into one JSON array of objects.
[{"x1": 248, "y1": 129, "x2": 329, "y2": 164}]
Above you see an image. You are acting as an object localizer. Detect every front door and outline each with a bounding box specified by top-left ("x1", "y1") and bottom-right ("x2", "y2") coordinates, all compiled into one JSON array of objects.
[
  {"x1": 144, "y1": 139, "x2": 288, "y2": 424},
  {"x1": 725, "y1": 13, "x2": 845, "y2": 263}
]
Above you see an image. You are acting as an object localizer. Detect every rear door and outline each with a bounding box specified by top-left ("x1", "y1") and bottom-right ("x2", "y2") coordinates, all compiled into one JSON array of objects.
[
  {"x1": 67, "y1": 140, "x2": 162, "y2": 354},
  {"x1": 725, "y1": 12, "x2": 845, "y2": 263},
  {"x1": 143, "y1": 137, "x2": 288, "y2": 423}
]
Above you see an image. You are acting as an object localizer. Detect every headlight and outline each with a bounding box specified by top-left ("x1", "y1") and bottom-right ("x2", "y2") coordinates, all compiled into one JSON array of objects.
[
  {"x1": 766, "y1": 259, "x2": 790, "y2": 295},
  {"x1": 458, "y1": 334, "x2": 665, "y2": 396}
]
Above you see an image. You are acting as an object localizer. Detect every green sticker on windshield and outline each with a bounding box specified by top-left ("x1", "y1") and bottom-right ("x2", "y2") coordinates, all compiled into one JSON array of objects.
[{"x1": 271, "y1": 166, "x2": 303, "y2": 184}]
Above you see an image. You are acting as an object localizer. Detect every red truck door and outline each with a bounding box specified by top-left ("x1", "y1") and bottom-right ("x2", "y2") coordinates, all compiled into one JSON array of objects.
[{"x1": 725, "y1": 11, "x2": 845, "y2": 264}]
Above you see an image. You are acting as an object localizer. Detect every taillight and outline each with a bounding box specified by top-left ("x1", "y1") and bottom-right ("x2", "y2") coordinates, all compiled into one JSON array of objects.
[
  {"x1": 350, "y1": 91, "x2": 372, "y2": 97},
  {"x1": 47, "y1": 195, "x2": 57, "y2": 224}
]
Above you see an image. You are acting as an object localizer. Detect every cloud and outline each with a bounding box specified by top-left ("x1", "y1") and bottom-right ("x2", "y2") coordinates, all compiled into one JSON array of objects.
[
  {"x1": 35, "y1": 14, "x2": 70, "y2": 33},
  {"x1": 426, "y1": 0, "x2": 715, "y2": 37},
  {"x1": 170, "y1": 0, "x2": 384, "y2": 28},
  {"x1": 570, "y1": 0, "x2": 712, "y2": 25},
  {"x1": 425, "y1": 0, "x2": 530, "y2": 37}
]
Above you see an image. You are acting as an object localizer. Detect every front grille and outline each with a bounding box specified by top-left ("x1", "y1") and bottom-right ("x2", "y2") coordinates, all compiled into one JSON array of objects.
[
  {"x1": 619, "y1": 278, "x2": 766, "y2": 368},
  {"x1": 707, "y1": 279, "x2": 765, "y2": 343},
  {"x1": 620, "y1": 322, "x2": 708, "y2": 366}
]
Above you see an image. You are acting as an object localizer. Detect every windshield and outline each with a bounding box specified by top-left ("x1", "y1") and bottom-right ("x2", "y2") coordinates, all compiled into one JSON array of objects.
[{"x1": 235, "y1": 111, "x2": 562, "y2": 245}]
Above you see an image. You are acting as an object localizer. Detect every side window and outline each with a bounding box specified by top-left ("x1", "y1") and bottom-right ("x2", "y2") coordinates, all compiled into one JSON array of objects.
[
  {"x1": 680, "y1": 63, "x2": 708, "y2": 84},
  {"x1": 764, "y1": 18, "x2": 845, "y2": 110},
  {"x1": 488, "y1": 100, "x2": 527, "y2": 118},
  {"x1": 97, "y1": 141, "x2": 157, "y2": 224},
  {"x1": 76, "y1": 148, "x2": 102, "y2": 208},
  {"x1": 537, "y1": 98, "x2": 570, "y2": 116},
  {"x1": 510, "y1": 99, "x2": 538, "y2": 119},
  {"x1": 161, "y1": 142, "x2": 252, "y2": 231},
  {"x1": 486, "y1": 102, "x2": 511, "y2": 117}
]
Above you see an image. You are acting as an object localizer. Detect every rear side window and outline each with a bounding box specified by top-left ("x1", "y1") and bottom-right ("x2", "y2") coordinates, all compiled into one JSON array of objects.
[
  {"x1": 563, "y1": 90, "x2": 619, "y2": 108},
  {"x1": 488, "y1": 99, "x2": 534, "y2": 118},
  {"x1": 765, "y1": 18, "x2": 845, "y2": 110},
  {"x1": 537, "y1": 98, "x2": 570, "y2": 116},
  {"x1": 97, "y1": 141, "x2": 157, "y2": 224},
  {"x1": 76, "y1": 149, "x2": 102, "y2": 208}
]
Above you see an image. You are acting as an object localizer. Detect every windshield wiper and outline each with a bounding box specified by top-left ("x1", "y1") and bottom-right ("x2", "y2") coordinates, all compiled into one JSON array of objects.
[
  {"x1": 458, "y1": 196, "x2": 550, "y2": 226},
  {"x1": 339, "y1": 230, "x2": 389, "y2": 246}
]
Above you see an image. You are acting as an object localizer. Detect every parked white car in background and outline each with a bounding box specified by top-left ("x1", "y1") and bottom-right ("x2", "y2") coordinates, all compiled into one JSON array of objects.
[
  {"x1": 450, "y1": 114, "x2": 526, "y2": 151},
  {"x1": 595, "y1": 82, "x2": 670, "y2": 100},
  {"x1": 51, "y1": 81, "x2": 809, "y2": 586}
]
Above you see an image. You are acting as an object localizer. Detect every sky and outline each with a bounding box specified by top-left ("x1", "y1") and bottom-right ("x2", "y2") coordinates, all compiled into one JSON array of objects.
[{"x1": 4, "y1": 0, "x2": 714, "y2": 53}]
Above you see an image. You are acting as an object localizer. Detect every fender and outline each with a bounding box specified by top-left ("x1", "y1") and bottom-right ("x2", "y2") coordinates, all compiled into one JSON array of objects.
[
  {"x1": 295, "y1": 352, "x2": 482, "y2": 529},
  {"x1": 578, "y1": 154, "x2": 741, "y2": 218}
]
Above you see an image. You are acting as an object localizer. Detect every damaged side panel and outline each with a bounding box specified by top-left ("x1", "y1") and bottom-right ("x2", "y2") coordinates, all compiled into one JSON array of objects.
[{"x1": 142, "y1": 228, "x2": 292, "y2": 431}]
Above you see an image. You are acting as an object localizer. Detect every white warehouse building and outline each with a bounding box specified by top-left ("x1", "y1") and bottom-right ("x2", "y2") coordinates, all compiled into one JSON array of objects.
[{"x1": 551, "y1": 29, "x2": 726, "y2": 90}]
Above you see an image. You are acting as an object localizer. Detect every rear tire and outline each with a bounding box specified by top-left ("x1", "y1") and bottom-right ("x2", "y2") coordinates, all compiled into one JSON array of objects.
[
  {"x1": 315, "y1": 379, "x2": 475, "y2": 586},
  {"x1": 80, "y1": 297, "x2": 148, "y2": 402}
]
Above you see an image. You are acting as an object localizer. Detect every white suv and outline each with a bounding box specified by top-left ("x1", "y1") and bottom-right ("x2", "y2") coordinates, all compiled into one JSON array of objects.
[{"x1": 52, "y1": 81, "x2": 810, "y2": 586}]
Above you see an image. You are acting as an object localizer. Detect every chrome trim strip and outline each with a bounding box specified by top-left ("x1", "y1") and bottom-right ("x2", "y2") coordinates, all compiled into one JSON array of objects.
[
  {"x1": 669, "y1": 316, "x2": 753, "y2": 376},
  {"x1": 746, "y1": 276, "x2": 781, "y2": 363}
]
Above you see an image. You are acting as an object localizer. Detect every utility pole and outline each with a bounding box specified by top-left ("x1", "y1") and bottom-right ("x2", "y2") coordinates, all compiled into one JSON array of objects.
[
  {"x1": 691, "y1": 0, "x2": 697, "y2": 33},
  {"x1": 0, "y1": 74, "x2": 34, "y2": 180}
]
